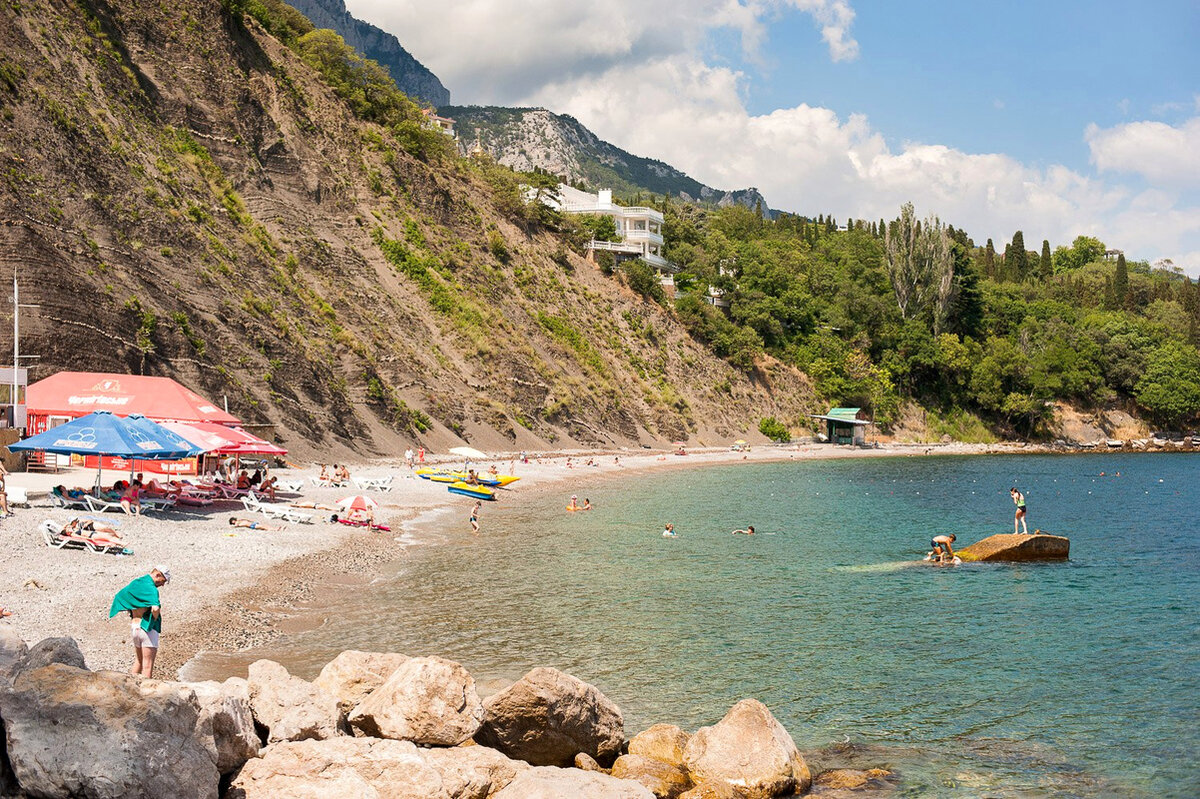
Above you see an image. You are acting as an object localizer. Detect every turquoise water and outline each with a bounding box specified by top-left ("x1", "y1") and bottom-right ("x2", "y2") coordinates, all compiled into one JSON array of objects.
[{"x1": 197, "y1": 454, "x2": 1199, "y2": 797}]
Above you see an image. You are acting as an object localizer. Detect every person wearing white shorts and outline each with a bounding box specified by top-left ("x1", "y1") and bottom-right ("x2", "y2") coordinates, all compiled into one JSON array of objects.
[{"x1": 110, "y1": 566, "x2": 170, "y2": 678}]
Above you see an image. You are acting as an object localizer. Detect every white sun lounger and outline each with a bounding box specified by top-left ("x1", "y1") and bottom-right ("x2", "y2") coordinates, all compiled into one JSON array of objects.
[
  {"x1": 241, "y1": 494, "x2": 312, "y2": 524},
  {"x1": 353, "y1": 476, "x2": 393, "y2": 492}
]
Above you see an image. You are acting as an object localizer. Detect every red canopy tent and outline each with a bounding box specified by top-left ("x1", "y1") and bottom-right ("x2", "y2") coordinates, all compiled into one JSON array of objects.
[
  {"x1": 25, "y1": 372, "x2": 244, "y2": 475},
  {"x1": 160, "y1": 421, "x2": 287, "y2": 456}
]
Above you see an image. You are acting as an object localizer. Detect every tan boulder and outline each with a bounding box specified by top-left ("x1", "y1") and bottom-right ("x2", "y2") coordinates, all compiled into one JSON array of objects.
[
  {"x1": 682, "y1": 699, "x2": 811, "y2": 799},
  {"x1": 629, "y1": 723, "x2": 690, "y2": 767},
  {"x1": 312, "y1": 649, "x2": 409, "y2": 714},
  {"x1": 189, "y1": 677, "x2": 261, "y2": 775},
  {"x1": 575, "y1": 752, "x2": 608, "y2": 772},
  {"x1": 347, "y1": 655, "x2": 484, "y2": 745},
  {"x1": 612, "y1": 752, "x2": 692, "y2": 798},
  {"x1": 475, "y1": 666, "x2": 624, "y2": 766},
  {"x1": 228, "y1": 737, "x2": 447, "y2": 798},
  {"x1": 957, "y1": 533, "x2": 1069, "y2": 562},
  {"x1": 0, "y1": 626, "x2": 27, "y2": 681},
  {"x1": 0, "y1": 664, "x2": 219, "y2": 799},
  {"x1": 247, "y1": 659, "x2": 343, "y2": 744},
  {"x1": 421, "y1": 744, "x2": 530, "y2": 798},
  {"x1": 492, "y1": 766, "x2": 656, "y2": 798},
  {"x1": 679, "y1": 782, "x2": 744, "y2": 799}
]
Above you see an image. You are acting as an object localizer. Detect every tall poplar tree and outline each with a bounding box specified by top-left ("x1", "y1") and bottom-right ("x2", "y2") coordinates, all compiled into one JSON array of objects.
[
  {"x1": 1008, "y1": 231, "x2": 1027, "y2": 282},
  {"x1": 985, "y1": 239, "x2": 996, "y2": 279},
  {"x1": 1114, "y1": 252, "x2": 1129, "y2": 308},
  {"x1": 1040, "y1": 240, "x2": 1052, "y2": 281}
]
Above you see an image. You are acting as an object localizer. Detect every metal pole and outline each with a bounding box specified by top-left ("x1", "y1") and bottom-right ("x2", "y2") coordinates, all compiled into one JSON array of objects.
[{"x1": 12, "y1": 276, "x2": 17, "y2": 429}]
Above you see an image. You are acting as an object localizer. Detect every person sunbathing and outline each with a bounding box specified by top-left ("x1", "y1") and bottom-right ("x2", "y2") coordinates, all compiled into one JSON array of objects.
[
  {"x1": 336, "y1": 464, "x2": 351, "y2": 483},
  {"x1": 228, "y1": 516, "x2": 284, "y2": 532},
  {"x1": 141, "y1": 478, "x2": 180, "y2": 498},
  {"x1": 318, "y1": 464, "x2": 331, "y2": 484},
  {"x1": 65, "y1": 517, "x2": 124, "y2": 541},
  {"x1": 236, "y1": 470, "x2": 251, "y2": 491},
  {"x1": 290, "y1": 500, "x2": 341, "y2": 511},
  {"x1": 333, "y1": 508, "x2": 375, "y2": 530},
  {"x1": 257, "y1": 476, "x2": 278, "y2": 502}
]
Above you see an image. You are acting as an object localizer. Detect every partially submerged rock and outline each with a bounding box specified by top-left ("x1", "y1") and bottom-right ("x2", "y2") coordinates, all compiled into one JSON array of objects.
[
  {"x1": 683, "y1": 699, "x2": 811, "y2": 799},
  {"x1": 312, "y1": 649, "x2": 409, "y2": 714},
  {"x1": 811, "y1": 767, "x2": 897, "y2": 795},
  {"x1": 347, "y1": 655, "x2": 484, "y2": 745},
  {"x1": 0, "y1": 663, "x2": 219, "y2": 799},
  {"x1": 475, "y1": 666, "x2": 625, "y2": 766},
  {"x1": 247, "y1": 659, "x2": 343, "y2": 744},
  {"x1": 957, "y1": 533, "x2": 1069, "y2": 562}
]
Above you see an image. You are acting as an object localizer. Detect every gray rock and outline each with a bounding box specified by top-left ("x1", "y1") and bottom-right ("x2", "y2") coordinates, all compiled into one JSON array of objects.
[
  {"x1": 421, "y1": 744, "x2": 530, "y2": 799},
  {"x1": 475, "y1": 667, "x2": 624, "y2": 766},
  {"x1": 0, "y1": 627, "x2": 27, "y2": 682},
  {"x1": 11, "y1": 636, "x2": 86, "y2": 677},
  {"x1": 312, "y1": 649, "x2": 409, "y2": 714},
  {"x1": 682, "y1": 699, "x2": 811, "y2": 799},
  {"x1": 247, "y1": 659, "x2": 343, "y2": 744},
  {"x1": 611, "y1": 753, "x2": 692, "y2": 798},
  {"x1": 228, "y1": 737, "x2": 447, "y2": 798},
  {"x1": 629, "y1": 723, "x2": 690, "y2": 767},
  {"x1": 492, "y1": 766, "x2": 656, "y2": 799},
  {"x1": 189, "y1": 677, "x2": 261, "y2": 774},
  {"x1": 0, "y1": 663, "x2": 219, "y2": 799},
  {"x1": 347, "y1": 655, "x2": 483, "y2": 745}
]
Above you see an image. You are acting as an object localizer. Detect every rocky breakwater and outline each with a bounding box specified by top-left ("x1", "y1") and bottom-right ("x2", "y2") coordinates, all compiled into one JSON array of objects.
[
  {"x1": 958, "y1": 533, "x2": 1070, "y2": 562},
  {"x1": 0, "y1": 632, "x2": 894, "y2": 798}
]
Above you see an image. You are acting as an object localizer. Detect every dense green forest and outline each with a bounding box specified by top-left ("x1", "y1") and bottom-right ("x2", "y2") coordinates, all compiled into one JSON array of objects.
[{"x1": 230, "y1": 0, "x2": 1200, "y2": 439}]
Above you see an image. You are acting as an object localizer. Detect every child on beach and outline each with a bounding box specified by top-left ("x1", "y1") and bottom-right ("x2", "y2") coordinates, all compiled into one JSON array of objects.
[{"x1": 470, "y1": 501, "x2": 481, "y2": 533}]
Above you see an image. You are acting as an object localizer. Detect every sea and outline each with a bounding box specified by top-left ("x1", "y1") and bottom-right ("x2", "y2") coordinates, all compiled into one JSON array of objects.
[{"x1": 189, "y1": 452, "x2": 1200, "y2": 797}]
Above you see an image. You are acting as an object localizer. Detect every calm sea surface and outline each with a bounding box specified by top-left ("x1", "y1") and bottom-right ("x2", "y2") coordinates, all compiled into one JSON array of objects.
[{"x1": 192, "y1": 453, "x2": 1200, "y2": 797}]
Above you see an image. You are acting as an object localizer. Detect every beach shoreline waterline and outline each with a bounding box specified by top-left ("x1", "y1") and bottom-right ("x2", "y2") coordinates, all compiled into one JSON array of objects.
[{"x1": 0, "y1": 439, "x2": 1182, "y2": 680}]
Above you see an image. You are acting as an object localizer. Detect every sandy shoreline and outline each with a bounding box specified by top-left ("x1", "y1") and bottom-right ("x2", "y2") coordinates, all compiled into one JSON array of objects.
[{"x1": 0, "y1": 439, "x2": 1145, "y2": 677}]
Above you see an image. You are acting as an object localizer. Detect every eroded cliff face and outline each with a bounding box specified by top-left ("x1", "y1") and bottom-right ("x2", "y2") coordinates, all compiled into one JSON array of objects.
[
  {"x1": 0, "y1": 0, "x2": 812, "y2": 457},
  {"x1": 446, "y1": 106, "x2": 768, "y2": 210},
  {"x1": 285, "y1": 0, "x2": 450, "y2": 106}
]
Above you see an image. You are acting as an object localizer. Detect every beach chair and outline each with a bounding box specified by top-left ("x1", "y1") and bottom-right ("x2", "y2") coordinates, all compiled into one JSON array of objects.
[
  {"x1": 241, "y1": 494, "x2": 312, "y2": 524},
  {"x1": 140, "y1": 495, "x2": 176, "y2": 512},
  {"x1": 84, "y1": 494, "x2": 135, "y2": 514},
  {"x1": 353, "y1": 475, "x2": 394, "y2": 492},
  {"x1": 40, "y1": 520, "x2": 130, "y2": 555},
  {"x1": 50, "y1": 487, "x2": 90, "y2": 511},
  {"x1": 275, "y1": 479, "x2": 303, "y2": 494}
]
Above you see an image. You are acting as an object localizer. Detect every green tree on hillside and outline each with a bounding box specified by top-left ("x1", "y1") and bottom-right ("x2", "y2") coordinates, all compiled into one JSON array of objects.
[
  {"x1": 1134, "y1": 342, "x2": 1200, "y2": 427},
  {"x1": 1114, "y1": 252, "x2": 1128, "y2": 308},
  {"x1": 884, "y1": 203, "x2": 954, "y2": 328},
  {"x1": 1052, "y1": 236, "x2": 1106, "y2": 273},
  {"x1": 1040, "y1": 239, "x2": 1052, "y2": 281},
  {"x1": 1007, "y1": 231, "x2": 1027, "y2": 282},
  {"x1": 984, "y1": 239, "x2": 995, "y2": 279}
]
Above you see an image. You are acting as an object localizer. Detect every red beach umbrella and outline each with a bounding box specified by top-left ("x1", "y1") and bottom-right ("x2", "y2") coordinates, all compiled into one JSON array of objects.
[{"x1": 337, "y1": 495, "x2": 378, "y2": 512}]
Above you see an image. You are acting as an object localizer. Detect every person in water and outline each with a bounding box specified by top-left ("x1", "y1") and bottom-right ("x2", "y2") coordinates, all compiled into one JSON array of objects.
[
  {"x1": 732, "y1": 526, "x2": 755, "y2": 535},
  {"x1": 929, "y1": 533, "x2": 956, "y2": 562},
  {"x1": 1011, "y1": 487, "x2": 1028, "y2": 534},
  {"x1": 662, "y1": 523, "x2": 677, "y2": 537},
  {"x1": 568, "y1": 495, "x2": 580, "y2": 510},
  {"x1": 582, "y1": 498, "x2": 592, "y2": 510},
  {"x1": 470, "y1": 501, "x2": 481, "y2": 533}
]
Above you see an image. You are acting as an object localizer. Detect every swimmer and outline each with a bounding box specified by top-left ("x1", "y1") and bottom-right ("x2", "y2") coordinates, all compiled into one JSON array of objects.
[
  {"x1": 929, "y1": 533, "x2": 956, "y2": 562},
  {"x1": 732, "y1": 526, "x2": 755, "y2": 535},
  {"x1": 582, "y1": 498, "x2": 592, "y2": 510},
  {"x1": 662, "y1": 523, "x2": 677, "y2": 537},
  {"x1": 567, "y1": 495, "x2": 580, "y2": 511}
]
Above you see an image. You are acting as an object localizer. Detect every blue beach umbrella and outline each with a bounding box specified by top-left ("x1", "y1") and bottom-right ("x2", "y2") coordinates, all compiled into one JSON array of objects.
[{"x1": 10, "y1": 411, "x2": 204, "y2": 488}]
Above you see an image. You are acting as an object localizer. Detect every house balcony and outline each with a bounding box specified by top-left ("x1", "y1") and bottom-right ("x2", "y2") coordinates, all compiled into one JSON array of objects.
[{"x1": 622, "y1": 229, "x2": 664, "y2": 246}]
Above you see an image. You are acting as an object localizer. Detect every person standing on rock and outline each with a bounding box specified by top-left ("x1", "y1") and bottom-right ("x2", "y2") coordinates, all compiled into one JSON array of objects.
[
  {"x1": 1011, "y1": 487, "x2": 1029, "y2": 534},
  {"x1": 109, "y1": 566, "x2": 170, "y2": 678}
]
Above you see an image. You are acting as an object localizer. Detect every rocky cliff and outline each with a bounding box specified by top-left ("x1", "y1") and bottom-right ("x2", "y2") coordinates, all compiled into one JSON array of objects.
[
  {"x1": 0, "y1": 0, "x2": 812, "y2": 458},
  {"x1": 285, "y1": 0, "x2": 450, "y2": 106},
  {"x1": 445, "y1": 105, "x2": 768, "y2": 208}
]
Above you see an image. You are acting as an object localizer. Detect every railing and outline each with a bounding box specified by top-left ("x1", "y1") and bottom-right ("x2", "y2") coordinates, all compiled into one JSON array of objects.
[
  {"x1": 623, "y1": 229, "x2": 664, "y2": 244},
  {"x1": 561, "y1": 203, "x2": 664, "y2": 222},
  {"x1": 588, "y1": 239, "x2": 643, "y2": 254}
]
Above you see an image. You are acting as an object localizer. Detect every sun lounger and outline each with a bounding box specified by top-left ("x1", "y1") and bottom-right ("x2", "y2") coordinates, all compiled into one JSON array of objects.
[
  {"x1": 84, "y1": 495, "x2": 124, "y2": 513},
  {"x1": 353, "y1": 476, "x2": 394, "y2": 492},
  {"x1": 241, "y1": 494, "x2": 313, "y2": 524},
  {"x1": 50, "y1": 487, "x2": 90, "y2": 511},
  {"x1": 275, "y1": 479, "x2": 303, "y2": 494},
  {"x1": 40, "y1": 520, "x2": 131, "y2": 555}
]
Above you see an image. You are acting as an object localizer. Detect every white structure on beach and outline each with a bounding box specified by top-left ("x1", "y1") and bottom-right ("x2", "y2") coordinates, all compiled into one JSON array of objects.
[{"x1": 544, "y1": 185, "x2": 674, "y2": 273}]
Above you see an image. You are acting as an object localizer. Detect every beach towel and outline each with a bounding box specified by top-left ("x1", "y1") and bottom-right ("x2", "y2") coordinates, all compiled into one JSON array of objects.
[{"x1": 109, "y1": 575, "x2": 161, "y2": 632}]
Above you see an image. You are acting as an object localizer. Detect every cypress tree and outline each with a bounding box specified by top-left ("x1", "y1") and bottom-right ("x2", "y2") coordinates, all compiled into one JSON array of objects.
[
  {"x1": 1008, "y1": 231, "x2": 1027, "y2": 282},
  {"x1": 1103, "y1": 275, "x2": 1116, "y2": 310},
  {"x1": 1041, "y1": 239, "x2": 1052, "y2": 280},
  {"x1": 1114, "y1": 252, "x2": 1128, "y2": 308},
  {"x1": 985, "y1": 239, "x2": 996, "y2": 279}
]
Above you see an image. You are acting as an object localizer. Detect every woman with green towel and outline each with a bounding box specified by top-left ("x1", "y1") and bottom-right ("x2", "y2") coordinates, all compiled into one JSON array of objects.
[{"x1": 109, "y1": 566, "x2": 170, "y2": 678}]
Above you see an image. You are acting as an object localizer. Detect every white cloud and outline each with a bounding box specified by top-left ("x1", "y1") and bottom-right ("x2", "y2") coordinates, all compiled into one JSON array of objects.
[
  {"x1": 342, "y1": 1, "x2": 1198, "y2": 274},
  {"x1": 1085, "y1": 117, "x2": 1200, "y2": 187}
]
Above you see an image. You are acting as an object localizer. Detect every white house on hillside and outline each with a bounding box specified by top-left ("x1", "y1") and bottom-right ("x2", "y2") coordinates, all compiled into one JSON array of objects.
[{"x1": 544, "y1": 185, "x2": 673, "y2": 273}]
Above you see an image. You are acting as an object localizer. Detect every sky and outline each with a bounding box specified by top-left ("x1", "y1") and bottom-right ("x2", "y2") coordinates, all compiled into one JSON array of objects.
[{"x1": 345, "y1": 0, "x2": 1200, "y2": 273}]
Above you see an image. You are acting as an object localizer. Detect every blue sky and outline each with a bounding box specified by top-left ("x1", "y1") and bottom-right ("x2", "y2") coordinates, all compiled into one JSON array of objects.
[{"x1": 349, "y1": 0, "x2": 1200, "y2": 271}]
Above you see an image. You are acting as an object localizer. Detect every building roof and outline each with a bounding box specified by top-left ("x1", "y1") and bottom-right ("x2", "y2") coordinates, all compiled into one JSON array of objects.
[
  {"x1": 27, "y1": 372, "x2": 241, "y2": 425},
  {"x1": 811, "y1": 407, "x2": 870, "y2": 425}
]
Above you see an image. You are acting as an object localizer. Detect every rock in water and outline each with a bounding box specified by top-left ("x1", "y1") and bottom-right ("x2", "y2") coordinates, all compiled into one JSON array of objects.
[
  {"x1": 957, "y1": 533, "x2": 1070, "y2": 562},
  {"x1": 475, "y1": 667, "x2": 625, "y2": 766},
  {"x1": 228, "y1": 737, "x2": 446, "y2": 799},
  {"x1": 0, "y1": 664, "x2": 219, "y2": 799},
  {"x1": 346, "y1": 655, "x2": 484, "y2": 745},
  {"x1": 629, "y1": 723, "x2": 691, "y2": 767},
  {"x1": 189, "y1": 677, "x2": 261, "y2": 775},
  {"x1": 682, "y1": 699, "x2": 811, "y2": 798},
  {"x1": 247, "y1": 659, "x2": 343, "y2": 744},
  {"x1": 812, "y1": 767, "x2": 897, "y2": 794},
  {"x1": 492, "y1": 766, "x2": 656, "y2": 798},
  {"x1": 611, "y1": 753, "x2": 692, "y2": 798},
  {"x1": 312, "y1": 649, "x2": 409, "y2": 714}
]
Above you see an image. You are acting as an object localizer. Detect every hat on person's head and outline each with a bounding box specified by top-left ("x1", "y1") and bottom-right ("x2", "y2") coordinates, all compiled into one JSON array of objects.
[{"x1": 152, "y1": 565, "x2": 171, "y2": 584}]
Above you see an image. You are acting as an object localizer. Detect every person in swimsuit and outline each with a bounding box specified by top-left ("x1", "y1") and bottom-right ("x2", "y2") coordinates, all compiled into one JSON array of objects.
[
  {"x1": 662, "y1": 523, "x2": 677, "y2": 537},
  {"x1": 228, "y1": 517, "x2": 283, "y2": 531},
  {"x1": 568, "y1": 495, "x2": 580, "y2": 510},
  {"x1": 582, "y1": 498, "x2": 592, "y2": 510},
  {"x1": 732, "y1": 526, "x2": 755, "y2": 535},
  {"x1": 66, "y1": 517, "x2": 124, "y2": 540},
  {"x1": 929, "y1": 533, "x2": 956, "y2": 562},
  {"x1": 470, "y1": 501, "x2": 481, "y2": 533},
  {"x1": 1011, "y1": 488, "x2": 1028, "y2": 534}
]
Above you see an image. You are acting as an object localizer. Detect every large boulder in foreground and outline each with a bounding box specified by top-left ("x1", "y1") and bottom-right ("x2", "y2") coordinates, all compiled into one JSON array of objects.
[
  {"x1": 492, "y1": 766, "x2": 655, "y2": 798},
  {"x1": 957, "y1": 533, "x2": 1069, "y2": 562},
  {"x1": 228, "y1": 737, "x2": 445, "y2": 799},
  {"x1": 247, "y1": 659, "x2": 343, "y2": 744},
  {"x1": 0, "y1": 664, "x2": 219, "y2": 799},
  {"x1": 313, "y1": 649, "x2": 409, "y2": 714},
  {"x1": 347, "y1": 655, "x2": 484, "y2": 745},
  {"x1": 475, "y1": 667, "x2": 624, "y2": 766},
  {"x1": 682, "y1": 699, "x2": 811, "y2": 799},
  {"x1": 190, "y1": 677, "x2": 261, "y2": 775},
  {"x1": 611, "y1": 752, "x2": 692, "y2": 798},
  {"x1": 421, "y1": 744, "x2": 530, "y2": 798},
  {"x1": 629, "y1": 723, "x2": 691, "y2": 767},
  {"x1": 0, "y1": 627, "x2": 28, "y2": 681}
]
